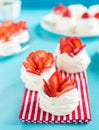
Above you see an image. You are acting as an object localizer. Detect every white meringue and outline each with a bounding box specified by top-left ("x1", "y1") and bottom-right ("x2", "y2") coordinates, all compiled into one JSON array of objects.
[{"x1": 39, "y1": 87, "x2": 79, "y2": 116}]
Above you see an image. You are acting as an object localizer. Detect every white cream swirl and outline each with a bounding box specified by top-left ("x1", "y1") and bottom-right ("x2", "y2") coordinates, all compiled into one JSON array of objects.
[
  {"x1": 39, "y1": 88, "x2": 79, "y2": 116},
  {"x1": 0, "y1": 37, "x2": 21, "y2": 56}
]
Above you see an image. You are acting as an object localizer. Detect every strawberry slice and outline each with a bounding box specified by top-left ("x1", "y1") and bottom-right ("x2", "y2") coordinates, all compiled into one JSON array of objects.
[
  {"x1": 65, "y1": 36, "x2": 72, "y2": 42},
  {"x1": 94, "y1": 12, "x2": 99, "y2": 19},
  {"x1": 36, "y1": 59, "x2": 44, "y2": 72},
  {"x1": 63, "y1": 9, "x2": 72, "y2": 17},
  {"x1": 2, "y1": 20, "x2": 13, "y2": 27},
  {"x1": 61, "y1": 43, "x2": 74, "y2": 53},
  {"x1": 71, "y1": 36, "x2": 82, "y2": 49},
  {"x1": 48, "y1": 72, "x2": 59, "y2": 97},
  {"x1": 60, "y1": 38, "x2": 66, "y2": 52},
  {"x1": 82, "y1": 12, "x2": 91, "y2": 19},
  {"x1": 53, "y1": 3, "x2": 68, "y2": 14},
  {"x1": 59, "y1": 77, "x2": 69, "y2": 91},
  {"x1": 26, "y1": 56, "x2": 36, "y2": 69},
  {"x1": 43, "y1": 79, "x2": 52, "y2": 97},
  {"x1": 57, "y1": 85, "x2": 75, "y2": 97},
  {"x1": 44, "y1": 52, "x2": 54, "y2": 68},
  {"x1": 74, "y1": 44, "x2": 86, "y2": 55},
  {"x1": 69, "y1": 77, "x2": 75, "y2": 85},
  {"x1": 55, "y1": 71, "x2": 63, "y2": 86},
  {"x1": 35, "y1": 50, "x2": 47, "y2": 58}
]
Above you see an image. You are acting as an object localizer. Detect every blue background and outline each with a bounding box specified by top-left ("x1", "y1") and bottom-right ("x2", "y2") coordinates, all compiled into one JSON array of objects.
[
  {"x1": 0, "y1": 0, "x2": 99, "y2": 130},
  {"x1": 22, "y1": 0, "x2": 99, "y2": 8}
]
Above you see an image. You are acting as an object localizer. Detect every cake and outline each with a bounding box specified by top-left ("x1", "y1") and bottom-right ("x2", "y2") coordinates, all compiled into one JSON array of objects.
[
  {"x1": 0, "y1": 20, "x2": 29, "y2": 56},
  {"x1": 52, "y1": 4, "x2": 76, "y2": 33},
  {"x1": 39, "y1": 71, "x2": 79, "y2": 116},
  {"x1": 21, "y1": 50, "x2": 55, "y2": 91},
  {"x1": 75, "y1": 12, "x2": 99, "y2": 35},
  {"x1": 56, "y1": 36, "x2": 91, "y2": 73}
]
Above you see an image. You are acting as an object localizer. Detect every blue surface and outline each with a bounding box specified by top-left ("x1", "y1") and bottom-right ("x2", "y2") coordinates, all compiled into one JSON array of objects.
[
  {"x1": 0, "y1": 9, "x2": 99, "y2": 130},
  {"x1": 21, "y1": 0, "x2": 99, "y2": 8}
]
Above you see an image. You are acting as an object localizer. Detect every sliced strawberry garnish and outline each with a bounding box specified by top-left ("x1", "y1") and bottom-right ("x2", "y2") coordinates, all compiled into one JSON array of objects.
[
  {"x1": 71, "y1": 36, "x2": 82, "y2": 49},
  {"x1": 43, "y1": 71, "x2": 76, "y2": 97},
  {"x1": 2, "y1": 20, "x2": 13, "y2": 27},
  {"x1": 23, "y1": 50, "x2": 54, "y2": 75},
  {"x1": 63, "y1": 9, "x2": 72, "y2": 17},
  {"x1": 48, "y1": 71, "x2": 58, "y2": 97},
  {"x1": 53, "y1": 3, "x2": 68, "y2": 14},
  {"x1": 60, "y1": 38, "x2": 66, "y2": 52},
  {"x1": 59, "y1": 77, "x2": 69, "y2": 91},
  {"x1": 57, "y1": 85, "x2": 75, "y2": 97},
  {"x1": 43, "y1": 79, "x2": 52, "y2": 97},
  {"x1": 35, "y1": 50, "x2": 47, "y2": 58},
  {"x1": 16, "y1": 21, "x2": 27, "y2": 30},
  {"x1": 44, "y1": 52, "x2": 54, "y2": 68},
  {"x1": 82, "y1": 12, "x2": 91, "y2": 19},
  {"x1": 26, "y1": 56, "x2": 36, "y2": 69},
  {"x1": 74, "y1": 44, "x2": 86, "y2": 55},
  {"x1": 94, "y1": 12, "x2": 99, "y2": 19},
  {"x1": 61, "y1": 43, "x2": 74, "y2": 54},
  {"x1": 59, "y1": 36, "x2": 85, "y2": 56}
]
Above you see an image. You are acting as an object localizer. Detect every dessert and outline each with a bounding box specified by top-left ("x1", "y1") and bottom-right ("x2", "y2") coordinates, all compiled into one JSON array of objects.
[
  {"x1": 68, "y1": 4, "x2": 87, "y2": 19},
  {"x1": 52, "y1": 4, "x2": 76, "y2": 33},
  {"x1": 75, "y1": 12, "x2": 99, "y2": 35},
  {"x1": 21, "y1": 50, "x2": 55, "y2": 91},
  {"x1": 39, "y1": 71, "x2": 79, "y2": 116},
  {"x1": 56, "y1": 36, "x2": 91, "y2": 73},
  {"x1": 0, "y1": 20, "x2": 29, "y2": 56}
]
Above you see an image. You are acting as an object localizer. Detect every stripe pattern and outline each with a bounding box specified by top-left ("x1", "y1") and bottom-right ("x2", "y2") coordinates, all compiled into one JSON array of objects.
[{"x1": 19, "y1": 71, "x2": 92, "y2": 123}]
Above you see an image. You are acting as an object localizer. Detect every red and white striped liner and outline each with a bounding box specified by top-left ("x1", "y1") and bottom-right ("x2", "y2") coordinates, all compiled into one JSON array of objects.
[{"x1": 19, "y1": 71, "x2": 92, "y2": 123}]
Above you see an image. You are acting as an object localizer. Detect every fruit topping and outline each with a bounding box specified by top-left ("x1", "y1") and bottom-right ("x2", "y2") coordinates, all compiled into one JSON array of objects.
[
  {"x1": 94, "y1": 12, "x2": 99, "y2": 19},
  {"x1": 23, "y1": 50, "x2": 54, "y2": 75},
  {"x1": 0, "y1": 20, "x2": 27, "y2": 42},
  {"x1": 53, "y1": 3, "x2": 72, "y2": 17},
  {"x1": 43, "y1": 71, "x2": 75, "y2": 97},
  {"x1": 60, "y1": 36, "x2": 86, "y2": 56},
  {"x1": 81, "y1": 12, "x2": 91, "y2": 18}
]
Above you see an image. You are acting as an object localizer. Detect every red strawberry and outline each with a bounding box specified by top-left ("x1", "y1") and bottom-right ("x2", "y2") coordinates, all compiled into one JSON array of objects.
[
  {"x1": 45, "y1": 52, "x2": 54, "y2": 67},
  {"x1": 71, "y1": 36, "x2": 82, "y2": 49},
  {"x1": 63, "y1": 9, "x2": 72, "y2": 17},
  {"x1": 48, "y1": 72, "x2": 59, "y2": 97},
  {"x1": 82, "y1": 12, "x2": 91, "y2": 18},
  {"x1": 74, "y1": 44, "x2": 86, "y2": 55},
  {"x1": 94, "y1": 12, "x2": 99, "y2": 19},
  {"x1": 57, "y1": 85, "x2": 75, "y2": 97},
  {"x1": 59, "y1": 77, "x2": 69, "y2": 91},
  {"x1": 43, "y1": 79, "x2": 52, "y2": 97},
  {"x1": 60, "y1": 38, "x2": 66, "y2": 51},
  {"x1": 61, "y1": 43, "x2": 74, "y2": 54}
]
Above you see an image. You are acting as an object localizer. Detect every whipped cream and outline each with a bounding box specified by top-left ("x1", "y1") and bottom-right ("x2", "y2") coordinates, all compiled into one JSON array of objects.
[
  {"x1": 75, "y1": 18, "x2": 99, "y2": 35},
  {"x1": 68, "y1": 4, "x2": 87, "y2": 19},
  {"x1": 56, "y1": 45, "x2": 91, "y2": 74},
  {"x1": 21, "y1": 65, "x2": 55, "y2": 91},
  {"x1": 39, "y1": 88, "x2": 79, "y2": 116},
  {"x1": 18, "y1": 30, "x2": 29, "y2": 44},
  {"x1": 0, "y1": 36, "x2": 21, "y2": 56}
]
